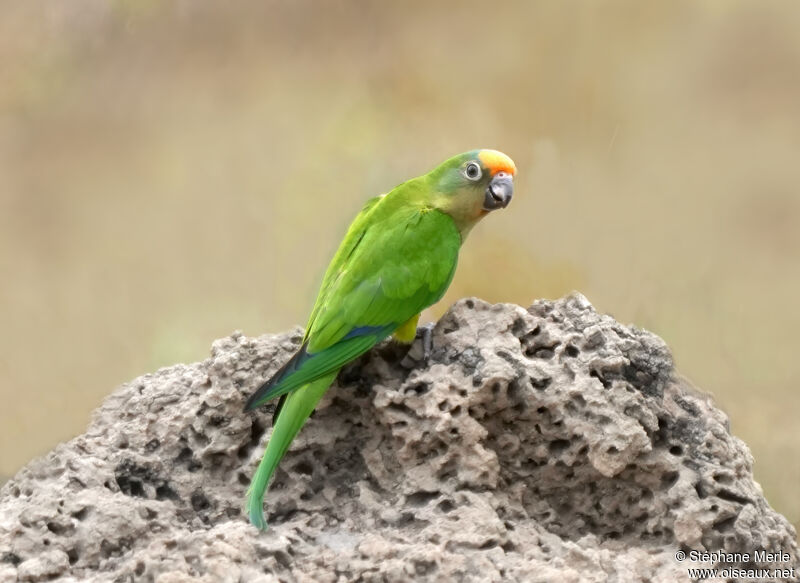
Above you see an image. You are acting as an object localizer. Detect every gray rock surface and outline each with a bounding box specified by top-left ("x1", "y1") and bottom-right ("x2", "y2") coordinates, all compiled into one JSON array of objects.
[{"x1": 0, "y1": 295, "x2": 797, "y2": 582}]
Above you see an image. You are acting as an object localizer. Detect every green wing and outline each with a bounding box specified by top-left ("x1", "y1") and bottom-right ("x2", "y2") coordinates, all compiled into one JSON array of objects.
[
  {"x1": 244, "y1": 203, "x2": 460, "y2": 410},
  {"x1": 302, "y1": 194, "x2": 384, "y2": 340}
]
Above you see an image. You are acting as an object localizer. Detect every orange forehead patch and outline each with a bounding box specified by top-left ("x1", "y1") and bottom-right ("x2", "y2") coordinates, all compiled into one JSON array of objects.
[{"x1": 478, "y1": 150, "x2": 516, "y2": 177}]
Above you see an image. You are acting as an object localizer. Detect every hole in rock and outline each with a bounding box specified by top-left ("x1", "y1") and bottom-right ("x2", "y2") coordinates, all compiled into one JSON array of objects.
[
  {"x1": 661, "y1": 471, "x2": 679, "y2": 489},
  {"x1": 695, "y1": 482, "x2": 707, "y2": 499},
  {"x1": 293, "y1": 460, "x2": 314, "y2": 476},
  {"x1": 405, "y1": 383, "x2": 430, "y2": 395},
  {"x1": 46, "y1": 521, "x2": 67, "y2": 535},
  {"x1": 155, "y1": 484, "x2": 179, "y2": 502},
  {"x1": 407, "y1": 491, "x2": 440, "y2": 507},
  {"x1": 548, "y1": 439, "x2": 571, "y2": 456},
  {"x1": 713, "y1": 516, "x2": 736, "y2": 532},
  {"x1": 71, "y1": 507, "x2": 89, "y2": 521},
  {"x1": 191, "y1": 491, "x2": 211, "y2": 511},
  {"x1": 716, "y1": 490, "x2": 751, "y2": 505}
]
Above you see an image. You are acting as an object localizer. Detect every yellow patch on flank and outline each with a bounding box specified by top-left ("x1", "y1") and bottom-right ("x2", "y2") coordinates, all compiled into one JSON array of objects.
[
  {"x1": 393, "y1": 313, "x2": 421, "y2": 344},
  {"x1": 478, "y1": 150, "x2": 517, "y2": 177}
]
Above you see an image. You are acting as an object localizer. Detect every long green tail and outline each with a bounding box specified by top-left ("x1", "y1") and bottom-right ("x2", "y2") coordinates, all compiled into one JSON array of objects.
[{"x1": 246, "y1": 371, "x2": 338, "y2": 530}]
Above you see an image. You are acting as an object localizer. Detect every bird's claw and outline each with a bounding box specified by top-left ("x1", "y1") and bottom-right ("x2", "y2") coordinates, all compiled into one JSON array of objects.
[{"x1": 416, "y1": 322, "x2": 436, "y2": 363}]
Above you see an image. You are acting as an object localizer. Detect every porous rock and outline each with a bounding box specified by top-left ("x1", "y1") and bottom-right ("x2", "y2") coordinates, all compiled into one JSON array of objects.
[{"x1": 0, "y1": 294, "x2": 797, "y2": 582}]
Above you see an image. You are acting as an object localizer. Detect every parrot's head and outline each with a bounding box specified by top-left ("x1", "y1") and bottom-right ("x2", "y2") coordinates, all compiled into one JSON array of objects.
[{"x1": 429, "y1": 149, "x2": 516, "y2": 237}]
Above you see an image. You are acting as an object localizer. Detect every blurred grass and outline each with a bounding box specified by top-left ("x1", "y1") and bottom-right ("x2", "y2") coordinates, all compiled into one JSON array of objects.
[{"x1": 1, "y1": 0, "x2": 799, "y2": 529}]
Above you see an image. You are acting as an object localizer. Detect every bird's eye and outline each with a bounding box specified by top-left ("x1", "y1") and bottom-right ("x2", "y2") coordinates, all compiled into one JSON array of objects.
[{"x1": 464, "y1": 162, "x2": 482, "y2": 181}]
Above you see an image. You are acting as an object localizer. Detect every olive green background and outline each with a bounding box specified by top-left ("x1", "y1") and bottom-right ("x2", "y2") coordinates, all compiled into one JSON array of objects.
[{"x1": 1, "y1": 1, "x2": 798, "y2": 530}]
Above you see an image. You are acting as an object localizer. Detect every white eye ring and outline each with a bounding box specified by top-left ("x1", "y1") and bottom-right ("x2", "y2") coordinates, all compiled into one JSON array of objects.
[{"x1": 464, "y1": 162, "x2": 482, "y2": 181}]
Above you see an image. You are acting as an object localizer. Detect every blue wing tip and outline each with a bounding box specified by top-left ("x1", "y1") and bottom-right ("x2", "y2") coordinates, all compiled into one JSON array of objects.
[
  {"x1": 244, "y1": 344, "x2": 311, "y2": 411},
  {"x1": 343, "y1": 324, "x2": 393, "y2": 340}
]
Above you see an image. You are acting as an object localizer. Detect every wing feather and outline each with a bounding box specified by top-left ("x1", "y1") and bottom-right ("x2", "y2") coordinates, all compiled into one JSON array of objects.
[{"x1": 244, "y1": 204, "x2": 460, "y2": 410}]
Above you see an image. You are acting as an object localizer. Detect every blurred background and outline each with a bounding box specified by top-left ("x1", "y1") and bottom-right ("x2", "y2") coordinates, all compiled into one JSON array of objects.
[{"x1": 1, "y1": 1, "x2": 798, "y2": 530}]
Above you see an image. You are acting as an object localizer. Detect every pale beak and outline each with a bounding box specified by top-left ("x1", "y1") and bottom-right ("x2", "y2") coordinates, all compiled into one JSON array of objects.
[{"x1": 483, "y1": 172, "x2": 514, "y2": 210}]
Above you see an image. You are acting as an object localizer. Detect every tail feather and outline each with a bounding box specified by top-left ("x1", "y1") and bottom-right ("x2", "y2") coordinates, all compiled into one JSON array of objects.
[
  {"x1": 245, "y1": 371, "x2": 338, "y2": 530},
  {"x1": 272, "y1": 394, "x2": 287, "y2": 426}
]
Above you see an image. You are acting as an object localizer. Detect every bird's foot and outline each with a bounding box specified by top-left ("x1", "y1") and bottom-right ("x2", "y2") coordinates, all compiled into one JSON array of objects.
[
  {"x1": 416, "y1": 322, "x2": 436, "y2": 363},
  {"x1": 400, "y1": 322, "x2": 436, "y2": 369}
]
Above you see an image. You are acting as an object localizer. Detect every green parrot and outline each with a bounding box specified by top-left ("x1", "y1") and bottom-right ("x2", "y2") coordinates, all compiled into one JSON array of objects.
[{"x1": 243, "y1": 149, "x2": 516, "y2": 530}]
